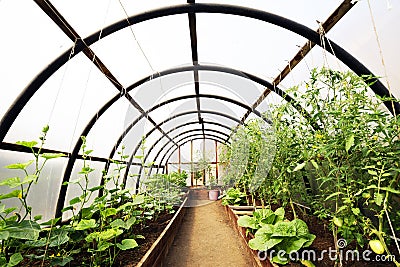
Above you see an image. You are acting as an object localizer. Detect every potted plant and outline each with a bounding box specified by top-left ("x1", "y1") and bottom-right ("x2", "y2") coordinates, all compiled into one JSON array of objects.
[{"x1": 207, "y1": 175, "x2": 220, "y2": 201}]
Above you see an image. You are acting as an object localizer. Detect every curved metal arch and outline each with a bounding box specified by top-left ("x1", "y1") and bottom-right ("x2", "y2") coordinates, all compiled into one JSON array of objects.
[
  {"x1": 1, "y1": 3, "x2": 396, "y2": 216},
  {"x1": 164, "y1": 135, "x2": 227, "y2": 166},
  {"x1": 115, "y1": 92, "x2": 266, "y2": 189},
  {"x1": 140, "y1": 128, "x2": 229, "y2": 174},
  {"x1": 158, "y1": 137, "x2": 226, "y2": 176},
  {"x1": 123, "y1": 92, "x2": 270, "y2": 189},
  {"x1": 113, "y1": 120, "x2": 231, "y2": 178},
  {"x1": 154, "y1": 136, "x2": 228, "y2": 178},
  {"x1": 115, "y1": 109, "x2": 240, "y2": 172},
  {"x1": 108, "y1": 93, "x2": 261, "y2": 165},
  {"x1": 104, "y1": 65, "x2": 289, "y2": 173},
  {"x1": 155, "y1": 129, "x2": 230, "y2": 172},
  {"x1": 163, "y1": 138, "x2": 222, "y2": 174},
  {"x1": 114, "y1": 92, "x2": 267, "y2": 179},
  {"x1": 120, "y1": 109, "x2": 243, "y2": 188},
  {"x1": 158, "y1": 137, "x2": 226, "y2": 175},
  {"x1": 92, "y1": 3, "x2": 396, "y2": 115},
  {"x1": 2, "y1": 3, "x2": 398, "y2": 145},
  {"x1": 137, "y1": 133, "x2": 228, "y2": 191}
]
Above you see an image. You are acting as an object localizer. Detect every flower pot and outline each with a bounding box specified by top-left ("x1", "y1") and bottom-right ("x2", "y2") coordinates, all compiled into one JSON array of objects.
[{"x1": 208, "y1": 189, "x2": 220, "y2": 201}]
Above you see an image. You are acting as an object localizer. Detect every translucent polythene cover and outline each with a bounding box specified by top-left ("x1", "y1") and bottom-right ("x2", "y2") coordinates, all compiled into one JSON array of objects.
[{"x1": 1, "y1": 0, "x2": 399, "y2": 217}]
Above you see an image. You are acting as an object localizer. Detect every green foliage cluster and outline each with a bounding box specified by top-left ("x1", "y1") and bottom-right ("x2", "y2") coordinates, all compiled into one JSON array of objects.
[
  {"x1": 222, "y1": 68, "x2": 400, "y2": 265},
  {"x1": 0, "y1": 128, "x2": 184, "y2": 266},
  {"x1": 221, "y1": 188, "x2": 247, "y2": 206},
  {"x1": 264, "y1": 68, "x2": 400, "y2": 265},
  {"x1": 238, "y1": 207, "x2": 315, "y2": 265}
]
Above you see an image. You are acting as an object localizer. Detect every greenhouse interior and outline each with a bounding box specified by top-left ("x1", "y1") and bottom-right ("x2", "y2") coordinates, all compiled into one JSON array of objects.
[{"x1": 1, "y1": 0, "x2": 400, "y2": 266}]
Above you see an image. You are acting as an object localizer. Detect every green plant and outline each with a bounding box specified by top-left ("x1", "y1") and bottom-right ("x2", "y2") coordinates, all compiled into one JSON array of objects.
[
  {"x1": 249, "y1": 217, "x2": 316, "y2": 265},
  {"x1": 221, "y1": 188, "x2": 247, "y2": 206},
  {"x1": 0, "y1": 125, "x2": 64, "y2": 266},
  {"x1": 238, "y1": 207, "x2": 315, "y2": 265},
  {"x1": 237, "y1": 207, "x2": 285, "y2": 233},
  {"x1": 266, "y1": 67, "x2": 400, "y2": 265}
]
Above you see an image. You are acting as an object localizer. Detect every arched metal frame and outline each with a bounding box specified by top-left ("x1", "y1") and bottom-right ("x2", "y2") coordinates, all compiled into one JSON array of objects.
[
  {"x1": 103, "y1": 64, "x2": 293, "y2": 177},
  {"x1": 156, "y1": 136, "x2": 228, "y2": 178},
  {"x1": 126, "y1": 107, "x2": 250, "y2": 191},
  {"x1": 135, "y1": 134, "x2": 229, "y2": 192},
  {"x1": 162, "y1": 138, "x2": 222, "y2": 176},
  {"x1": 0, "y1": 3, "x2": 397, "y2": 218},
  {"x1": 98, "y1": 120, "x2": 231, "y2": 196},
  {"x1": 118, "y1": 109, "x2": 244, "y2": 186},
  {"x1": 157, "y1": 137, "x2": 226, "y2": 175},
  {"x1": 139, "y1": 128, "x2": 229, "y2": 176},
  {"x1": 159, "y1": 137, "x2": 227, "y2": 175},
  {"x1": 108, "y1": 92, "x2": 263, "y2": 185},
  {"x1": 114, "y1": 121, "x2": 230, "y2": 180}
]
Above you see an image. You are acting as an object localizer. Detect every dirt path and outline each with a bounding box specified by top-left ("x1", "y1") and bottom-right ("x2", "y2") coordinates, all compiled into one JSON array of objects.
[{"x1": 163, "y1": 200, "x2": 253, "y2": 267}]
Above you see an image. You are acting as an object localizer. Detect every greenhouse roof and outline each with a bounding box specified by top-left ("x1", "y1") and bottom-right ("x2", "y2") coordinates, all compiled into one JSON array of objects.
[{"x1": 0, "y1": 0, "x2": 399, "y2": 219}]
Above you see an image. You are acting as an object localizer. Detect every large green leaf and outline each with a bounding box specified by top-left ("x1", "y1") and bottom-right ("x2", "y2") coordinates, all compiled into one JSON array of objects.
[
  {"x1": 102, "y1": 208, "x2": 117, "y2": 218},
  {"x1": 131, "y1": 194, "x2": 145, "y2": 205},
  {"x1": 272, "y1": 221, "x2": 296, "y2": 237},
  {"x1": 50, "y1": 256, "x2": 73, "y2": 266},
  {"x1": 96, "y1": 241, "x2": 112, "y2": 252},
  {"x1": 237, "y1": 215, "x2": 257, "y2": 229},
  {"x1": 40, "y1": 217, "x2": 60, "y2": 226},
  {"x1": 49, "y1": 230, "x2": 69, "y2": 247},
  {"x1": 125, "y1": 216, "x2": 137, "y2": 229},
  {"x1": 0, "y1": 177, "x2": 21, "y2": 188},
  {"x1": 0, "y1": 230, "x2": 9, "y2": 240},
  {"x1": 41, "y1": 153, "x2": 65, "y2": 160},
  {"x1": 7, "y1": 253, "x2": 23, "y2": 267},
  {"x1": 86, "y1": 229, "x2": 123, "y2": 242},
  {"x1": 302, "y1": 233, "x2": 316, "y2": 247},
  {"x1": 75, "y1": 219, "x2": 96, "y2": 230},
  {"x1": 25, "y1": 237, "x2": 47, "y2": 247},
  {"x1": 276, "y1": 237, "x2": 309, "y2": 254},
  {"x1": 69, "y1": 197, "x2": 81, "y2": 205},
  {"x1": 110, "y1": 219, "x2": 126, "y2": 229},
  {"x1": 98, "y1": 229, "x2": 123, "y2": 241},
  {"x1": 117, "y1": 239, "x2": 138, "y2": 250},
  {"x1": 249, "y1": 225, "x2": 280, "y2": 251},
  {"x1": 5, "y1": 160, "x2": 34, "y2": 170},
  {"x1": 7, "y1": 222, "x2": 40, "y2": 240},
  {"x1": 273, "y1": 207, "x2": 285, "y2": 223},
  {"x1": 345, "y1": 134, "x2": 355, "y2": 152},
  {"x1": 293, "y1": 219, "x2": 309, "y2": 236},
  {"x1": 16, "y1": 141, "x2": 38, "y2": 149}
]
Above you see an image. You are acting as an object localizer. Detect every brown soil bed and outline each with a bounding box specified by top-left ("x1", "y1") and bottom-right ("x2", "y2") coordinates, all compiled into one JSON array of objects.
[
  {"x1": 113, "y1": 210, "x2": 176, "y2": 267},
  {"x1": 19, "y1": 210, "x2": 176, "y2": 267}
]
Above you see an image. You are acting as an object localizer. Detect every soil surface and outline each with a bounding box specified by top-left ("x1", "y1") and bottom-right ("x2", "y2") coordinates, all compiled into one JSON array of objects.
[{"x1": 164, "y1": 200, "x2": 253, "y2": 267}]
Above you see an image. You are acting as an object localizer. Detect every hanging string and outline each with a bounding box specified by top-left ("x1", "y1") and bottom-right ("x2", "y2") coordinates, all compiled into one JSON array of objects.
[
  {"x1": 118, "y1": 0, "x2": 155, "y2": 73},
  {"x1": 47, "y1": 39, "x2": 78, "y2": 126},
  {"x1": 117, "y1": 0, "x2": 176, "y2": 134},
  {"x1": 367, "y1": 0, "x2": 396, "y2": 118},
  {"x1": 68, "y1": 0, "x2": 113, "y2": 152}
]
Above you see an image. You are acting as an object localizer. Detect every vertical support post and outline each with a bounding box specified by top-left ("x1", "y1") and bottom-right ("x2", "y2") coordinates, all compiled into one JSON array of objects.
[
  {"x1": 215, "y1": 140, "x2": 219, "y2": 184},
  {"x1": 178, "y1": 145, "x2": 181, "y2": 173},
  {"x1": 202, "y1": 138, "x2": 206, "y2": 185},
  {"x1": 190, "y1": 140, "x2": 194, "y2": 186},
  {"x1": 166, "y1": 163, "x2": 169, "y2": 174}
]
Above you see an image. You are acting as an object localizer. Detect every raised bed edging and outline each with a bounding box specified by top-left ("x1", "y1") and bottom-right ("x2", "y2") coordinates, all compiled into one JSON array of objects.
[
  {"x1": 135, "y1": 197, "x2": 188, "y2": 267},
  {"x1": 225, "y1": 205, "x2": 276, "y2": 267}
]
